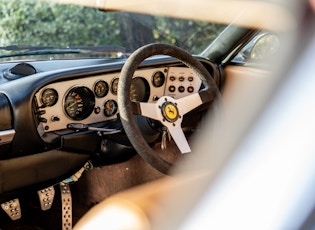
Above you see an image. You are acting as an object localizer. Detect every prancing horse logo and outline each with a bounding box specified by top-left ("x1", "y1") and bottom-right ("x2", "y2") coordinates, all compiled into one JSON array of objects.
[{"x1": 162, "y1": 102, "x2": 179, "y2": 122}]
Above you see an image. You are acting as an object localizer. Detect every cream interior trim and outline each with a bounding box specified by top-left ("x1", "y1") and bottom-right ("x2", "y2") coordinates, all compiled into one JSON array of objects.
[
  {"x1": 222, "y1": 65, "x2": 271, "y2": 103},
  {"x1": 49, "y1": 0, "x2": 296, "y2": 31},
  {"x1": 222, "y1": 65, "x2": 271, "y2": 120}
]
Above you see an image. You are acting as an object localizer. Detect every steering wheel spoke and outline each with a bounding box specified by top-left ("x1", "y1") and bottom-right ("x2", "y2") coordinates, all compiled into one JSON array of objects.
[
  {"x1": 138, "y1": 101, "x2": 162, "y2": 120},
  {"x1": 167, "y1": 125, "x2": 191, "y2": 154},
  {"x1": 176, "y1": 92, "x2": 204, "y2": 115}
]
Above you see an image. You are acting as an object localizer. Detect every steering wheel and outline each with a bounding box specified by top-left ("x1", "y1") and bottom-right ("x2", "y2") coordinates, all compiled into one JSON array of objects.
[{"x1": 118, "y1": 43, "x2": 220, "y2": 174}]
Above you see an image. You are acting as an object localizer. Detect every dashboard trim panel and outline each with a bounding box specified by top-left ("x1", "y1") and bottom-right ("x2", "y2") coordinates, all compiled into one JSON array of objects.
[{"x1": 34, "y1": 66, "x2": 202, "y2": 134}]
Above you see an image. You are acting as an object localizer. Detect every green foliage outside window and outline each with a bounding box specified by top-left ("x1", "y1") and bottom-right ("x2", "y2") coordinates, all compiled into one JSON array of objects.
[
  {"x1": 0, "y1": 0, "x2": 121, "y2": 47},
  {"x1": 0, "y1": 0, "x2": 226, "y2": 54}
]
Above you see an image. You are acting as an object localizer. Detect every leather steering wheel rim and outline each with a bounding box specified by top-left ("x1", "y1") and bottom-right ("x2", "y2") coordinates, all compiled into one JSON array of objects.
[{"x1": 118, "y1": 43, "x2": 220, "y2": 174}]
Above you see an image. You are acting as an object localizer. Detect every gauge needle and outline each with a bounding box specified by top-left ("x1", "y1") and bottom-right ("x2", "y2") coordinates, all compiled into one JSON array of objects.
[
  {"x1": 67, "y1": 97, "x2": 82, "y2": 109},
  {"x1": 66, "y1": 101, "x2": 77, "y2": 109}
]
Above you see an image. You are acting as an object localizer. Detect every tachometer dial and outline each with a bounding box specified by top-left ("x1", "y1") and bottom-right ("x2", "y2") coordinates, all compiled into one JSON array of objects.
[
  {"x1": 130, "y1": 77, "x2": 150, "y2": 102},
  {"x1": 104, "y1": 99, "x2": 118, "y2": 117},
  {"x1": 64, "y1": 86, "x2": 95, "y2": 120},
  {"x1": 41, "y1": 88, "x2": 58, "y2": 107},
  {"x1": 94, "y1": 80, "x2": 109, "y2": 98},
  {"x1": 110, "y1": 77, "x2": 149, "y2": 101}
]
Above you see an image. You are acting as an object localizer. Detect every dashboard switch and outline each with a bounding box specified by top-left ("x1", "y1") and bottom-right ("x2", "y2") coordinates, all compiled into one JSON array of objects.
[
  {"x1": 188, "y1": 76, "x2": 194, "y2": 82},
  {"x1": 187, "y1": 86, "x2": 194, "y2": 93},
  {"x1": 178, "y1": 86, "x2": 185, "y2": 93},
  {"x1": 169, "y1": 76, "x2": 176, "y2": 81},
  {"x1": 51, "y1": 116, "x2": 60, "y2": 122},
  {"x1": 39, "y1": 118, "x2": 48, "y2": 123},
  {"x1": 169, "y1": 85, "x2": 176, "y2": 92}
]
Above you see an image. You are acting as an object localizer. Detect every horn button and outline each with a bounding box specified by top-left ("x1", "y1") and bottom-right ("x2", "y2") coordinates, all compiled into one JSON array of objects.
[{"x1": 161, "y1": 101, "x2": 180, "y2": 123}]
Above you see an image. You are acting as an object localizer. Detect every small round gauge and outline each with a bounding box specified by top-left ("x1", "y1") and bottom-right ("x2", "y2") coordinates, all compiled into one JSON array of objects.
[
  {"x1": 104, "y1": 99, "x2": 118, "y2": 117},
  {"x1": 94, "y1": 80, "x2": 109, "y2": 98},
  {"x1": 41, "y1": 88, "x2": 58, "y2": 107},
  {"x1": 130, "y1": 77, "x2": 150, "y2": 102},
  {"x1": 110, "y1": 78, "x2": 119, "y2": 95},
  {"x1": 64, "y1": 86, "x2": 95, "y2": 121},
  {"x1": 152, "y1": 71, "x2": 165, "y2": 87}
]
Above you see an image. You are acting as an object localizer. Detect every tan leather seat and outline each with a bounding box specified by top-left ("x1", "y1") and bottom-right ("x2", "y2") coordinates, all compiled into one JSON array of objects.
[{"x1": 74, "y1": 172, "x2": 209, "y2": 230}]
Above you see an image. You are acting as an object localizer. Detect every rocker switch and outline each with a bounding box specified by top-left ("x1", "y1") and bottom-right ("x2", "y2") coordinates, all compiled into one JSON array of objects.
[{"x1": 51, "y1": 115, "x2": 60, "y2": 122}]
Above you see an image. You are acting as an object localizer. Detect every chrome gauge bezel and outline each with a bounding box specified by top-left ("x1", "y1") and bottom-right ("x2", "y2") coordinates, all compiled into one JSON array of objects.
[
  {"x1": 40, "y1": 88, "x2": 59, "y2": 107},
  {"x1": 63, "y1": 85, "x2": 95, "y2": 121},
  {"x1": 104, "y1": 99, "x2": 118, "y2": 117},
  {"x1": 130, "y1": 77, "x2": 150, "y2": 102},
  {"x1": 110, "y1": 77, "x2": 119, "y2": 95},
  {"x1": 93, "y1": 80, "x2": 109, "y2": 98},
  {"x1": 151, "y1": 70, "x2": 166, "y2": 87}
]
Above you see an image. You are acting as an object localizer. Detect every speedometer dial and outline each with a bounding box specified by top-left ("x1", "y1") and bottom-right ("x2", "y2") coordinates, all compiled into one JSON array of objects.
[{"x1": 64, "y1": 86, "x2": 95, "y2": 120}]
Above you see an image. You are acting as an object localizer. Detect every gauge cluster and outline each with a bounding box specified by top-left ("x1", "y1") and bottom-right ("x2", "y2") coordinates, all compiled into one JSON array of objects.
[{"x1": 34, "y1": 67, "x2": 202, "y2": 133}]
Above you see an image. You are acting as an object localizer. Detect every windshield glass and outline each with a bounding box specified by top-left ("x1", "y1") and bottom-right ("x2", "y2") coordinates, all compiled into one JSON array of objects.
[{"x1": 0, "y1": 0, "x2": 227, "y2": 61}]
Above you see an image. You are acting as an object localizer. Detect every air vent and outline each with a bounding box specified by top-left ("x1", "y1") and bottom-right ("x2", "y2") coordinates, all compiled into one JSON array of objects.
[{"x1": 4, "y1": 62, "x2": 37, "y2": 80}]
